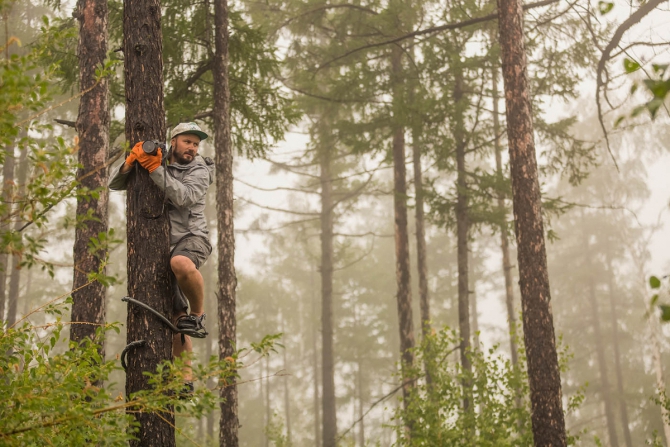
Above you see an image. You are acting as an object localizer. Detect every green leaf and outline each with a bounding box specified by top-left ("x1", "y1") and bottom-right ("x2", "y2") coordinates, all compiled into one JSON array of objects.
[
  {"x1": 651, "y1": 294, "x2": 659, "y2": 306},
  {"x1": 613, "y1": 116, "x2": 625, "y2": 128},
  {"x1": 598, "y1": 1, "x2": 614, "y2": 14},
  {"x1": 623, "y1": 58, "x2": 641, "y2": 73},
  {"x1": 660, "y1": 305, "x2": 670, "y2": 322},
  {"x1": 630, "y1": 83, "x2": 638, "y2": 95},
  {"x1": 650, "y1": 275, "x2": 661, "y2": 289},
  {"x1": 652, "y1": 64, "x2": 668, "y2": 75}
]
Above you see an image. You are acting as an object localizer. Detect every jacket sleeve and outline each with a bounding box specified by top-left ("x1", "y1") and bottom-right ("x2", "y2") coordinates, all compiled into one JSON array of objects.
[
  {"x1": 108, "y1": 163, "x2": 131, "y2": 191},
  {"x1": 149, "y1": 165, "x2": 209, "y2": 209}
]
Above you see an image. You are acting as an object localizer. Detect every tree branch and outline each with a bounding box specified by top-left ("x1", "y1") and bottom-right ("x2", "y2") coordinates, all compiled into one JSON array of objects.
[
  {"x1": 595, "y1": 0, "x2": 665, "y2": 171},
  {"x1": 318, "y1": 0, "x2": 559, "y2": 71}
]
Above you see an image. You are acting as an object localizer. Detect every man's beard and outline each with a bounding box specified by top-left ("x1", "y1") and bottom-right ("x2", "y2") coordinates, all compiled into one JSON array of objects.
[{"x1": 173, "y1": 149, "x2": 195, "y2": 164}]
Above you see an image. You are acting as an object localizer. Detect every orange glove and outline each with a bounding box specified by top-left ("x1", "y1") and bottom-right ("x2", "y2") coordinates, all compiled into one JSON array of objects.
[
  {"x1": 124, "y1": 143, "x2": 140, "y2": 167},
  {"x1": 130, "y1": 142, "x2": 163, "y2": 173}
]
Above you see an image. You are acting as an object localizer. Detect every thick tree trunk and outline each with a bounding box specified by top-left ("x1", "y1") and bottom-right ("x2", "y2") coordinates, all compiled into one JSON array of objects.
[
  {"x1": 0, "y1": 144, "x2": 15, "y2": 322},
  {"x1": 6, "y1": 144, "x2": 28, "y2": 326},
  {"x1": 123, "y1": 0, "x2": 173, "y2": 444},
  {"x1": 606, "y1": 259, "x2": 633, "y2": 447},
  {"x1": 319, "y1": 140, "x2": 337, "y2": 447},
  {"x1": 70, "y1": 0, "x2": 109, "y2": 349},
  {"x1": 213, "y1": 0, "x2": 239, "y2": 444},
  {"x1": 491, "y1": 63, "x2": 519, "y2": 367},
  {"x1": 391, "y1": 45, "x2": 416, "y2": 413},
  {"x1": 496, "y1": 0, "x2": 566, "y2": 445}
]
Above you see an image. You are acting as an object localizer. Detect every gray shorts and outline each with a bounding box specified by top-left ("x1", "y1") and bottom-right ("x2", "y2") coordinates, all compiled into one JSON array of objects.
[{"x1": 171, "y1": 235, "x2": 212, "y2": 313}]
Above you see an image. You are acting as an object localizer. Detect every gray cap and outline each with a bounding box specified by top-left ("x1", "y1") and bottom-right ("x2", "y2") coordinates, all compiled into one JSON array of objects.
[{"x1": 170, "y1": 122, "x2": 208, "y2": 141}]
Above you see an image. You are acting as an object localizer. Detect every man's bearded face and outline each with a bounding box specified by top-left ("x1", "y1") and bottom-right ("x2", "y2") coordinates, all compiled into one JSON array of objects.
[{"x1": 171, "y1": 134, "x2": 201, "y2": 164}]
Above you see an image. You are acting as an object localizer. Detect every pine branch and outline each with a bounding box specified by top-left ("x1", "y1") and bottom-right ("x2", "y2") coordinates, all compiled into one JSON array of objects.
[{"x1": 318, "y1": 0, "x2": 560, "y2": 71}]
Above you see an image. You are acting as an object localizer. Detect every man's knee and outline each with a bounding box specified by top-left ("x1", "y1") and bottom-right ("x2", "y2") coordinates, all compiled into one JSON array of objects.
[{"x1": 171, "y1": 255, "x2": 197, "y2": 279}]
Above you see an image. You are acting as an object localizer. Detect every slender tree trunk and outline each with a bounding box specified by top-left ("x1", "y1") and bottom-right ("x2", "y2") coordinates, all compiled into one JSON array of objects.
[
  {"x1": 312, "y1": 267, "x2": 322, "y2": 447},
  {"x1": 0, "y1": 144, "x2": 15, "y2": 323},
  {"x1": 496, "y1": 0, "x2": 566, "y2": 445},
  {"x1": 319, "y1": 139, "x2": 337, "y2": 447},
  {"x1": 70, "y1": 0, "x2": 109, "y2": 349},
  {"x1": 491, "y1": 63, "x2": 519, "y2": 367},
  {"x1": 281, "y1": 314, "x2": 292, "y2": 444},
  {"x1": 357, "y1": 359, "x2": 365, "y2": 447},
  {"x1": 453, "y1": 66, "x2": 472, "y2": 410},
  {"x1": 587, "y1": 277, "x2": 619, "y2": 446},
  {"x1": 213, "y1": 0, "x2": 239, "y2": 444},
  {"x1": 412, "y1": 119, "x2": 430, "y2": 339},
  {"x1": 469, "y1": 251, "x2": 480, "y2": 350},
  {"x1": 6, "y1": 143, "x2": 27, "y2": 326},
  {"x1": 265, "y1": 355, "x2": 271, "y2": 447},
  {"x1": 606, "y1": 259, "x2": 633, "y2": 447},
  {"x1": 123, "y1": 0, "x2": 173, "y2": 444},
  {"x1": 391, "y1": 43, "x2": 416, "y2": 416}
]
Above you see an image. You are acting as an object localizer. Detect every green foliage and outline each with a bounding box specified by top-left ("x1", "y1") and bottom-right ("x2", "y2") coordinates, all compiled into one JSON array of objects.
[
  {"x1": 393, "y1": 328, "x2": 533, "y2": 446},
  {"x1": 648, "y1": 275, "x2": 670, "y2": 322},
  {"x1": 0, "y1": 299, "x2": 282, "y2": 445},
  {"x1": 393, "y1": 328, "x2": 583, "y2": 446}
]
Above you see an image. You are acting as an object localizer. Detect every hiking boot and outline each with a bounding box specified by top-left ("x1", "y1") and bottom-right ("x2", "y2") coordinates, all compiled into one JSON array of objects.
[
  {"x1": 179, "y1": 381, "x2": 194, "y2": 400},
  {"x1": 176, "y1": 313, "x2": 208, "y2": 338}
]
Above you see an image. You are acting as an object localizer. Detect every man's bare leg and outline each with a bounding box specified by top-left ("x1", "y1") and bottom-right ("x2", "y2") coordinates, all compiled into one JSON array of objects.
[{"x1": 170, "y1": 255, "x2": 205, "y2": 315}]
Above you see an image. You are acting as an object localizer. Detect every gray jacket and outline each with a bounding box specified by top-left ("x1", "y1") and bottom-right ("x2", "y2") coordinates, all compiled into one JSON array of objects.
[{"x1": 109, "y1": 154, "x2": 215, "y2": 247}]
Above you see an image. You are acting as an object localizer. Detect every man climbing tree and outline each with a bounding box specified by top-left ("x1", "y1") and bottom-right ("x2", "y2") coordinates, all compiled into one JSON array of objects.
[{"x1": 110, "y1": 122, "x2": 215, "y2": 394}]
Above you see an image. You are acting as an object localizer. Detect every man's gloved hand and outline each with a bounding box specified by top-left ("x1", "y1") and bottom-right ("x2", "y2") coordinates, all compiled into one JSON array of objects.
[{"x1": 129, "y1": 141, "x2": 163, "y2": 173}]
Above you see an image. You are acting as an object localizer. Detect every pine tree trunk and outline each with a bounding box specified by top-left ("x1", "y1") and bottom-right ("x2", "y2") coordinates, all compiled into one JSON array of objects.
[
  {"x1": 281, "y1": 314, "x2": 292, "y2": 444},
  {"x1": 606, "y1": 259, "x2": 633, "y2": 447},
  {"x1": 312, "y1": 267, "x2": 322, "y2": 447},
  {"x1": 496, "y1": 0, "x2": 566, "y2": 445},
  {"x1": 6, "y1": 144, "x2": 28, "y2": 327},
  {"x1": 123, "y1": 0, "x2": 173, "y2": 444},
  {"x1": 0, "y1": 144, "x2": 15, "y2": 323},
  {"x1": 412, "y1": 124, "x2": 430, "y2": 338},
  {"x1": 469, "y1": 251, "x2": 480, "y2": 350},
  {"x1": 357, "y1": 359, "x2": 365, "y2": 447},
  {"x1": 213, "y1": 0, "x2": 239, "y2": 444},
  {"x1": 319, "y1": 140, "x2": 337, "y2": 447},
  {"x1": 453, "y1": 67, "x2": 472, "y2": 410},
  {"x1": 391, "y1": 45, "x2": 416, "y2": 417},
  {"x1": 491, "y1": 63, "x2": 519, "y2": 367},
  {"x1": 70, "y1": 0, "x2": 109, "y2": 349},
  {"x1": 587, "y1": 277, "x2": 619, "y2": 446}
]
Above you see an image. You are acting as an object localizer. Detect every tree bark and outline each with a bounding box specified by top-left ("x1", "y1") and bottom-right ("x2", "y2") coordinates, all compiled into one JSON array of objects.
[
  {"x1": 123, "y1": 0, "x2": 173, "y2": 444},
  {"x1": 606, "y1": 258, "x2": 633, "y2": 447},
  {"x1": 491, "y1": 62, "x2": 519, "y2": 368},
  {"x1": 0, "y1": 144, "x2": 15, "y2": 323},
  {"x1": 319, "y1": 138, "x2": 337, "y2": 447},
  {"x1": 213, "y1": 0, "x2": 239, "y2": 444},
  {"x1": 496, "y1": 0, "x2": 566, "y2": 445},
  {"x1": 391, "y1": 44, "x2": 416, "y2": 414},
  {"x1": 70, "y1": 0, "x2": 110, "y2": 349},
  {"x1": 649, "y1": 311, "x2": 670, "y2": 445}
]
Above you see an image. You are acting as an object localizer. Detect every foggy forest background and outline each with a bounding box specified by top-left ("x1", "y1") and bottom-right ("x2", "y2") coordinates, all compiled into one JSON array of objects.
[{"x1": 1, "y1": 0, "x2": 670, "y2": 446}]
